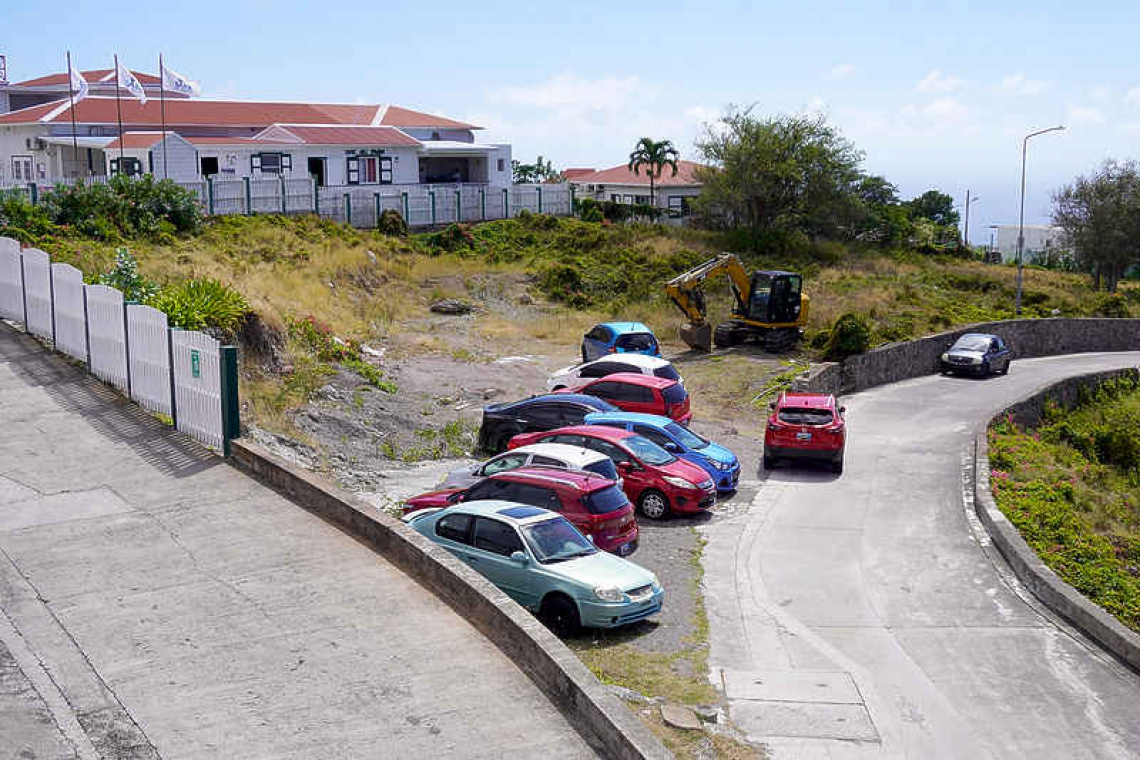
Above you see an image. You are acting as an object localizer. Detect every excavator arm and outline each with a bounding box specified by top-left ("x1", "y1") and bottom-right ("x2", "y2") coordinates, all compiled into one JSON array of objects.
[{"x1": 664, "y1": 253, "x2": 753, "y2": 349}]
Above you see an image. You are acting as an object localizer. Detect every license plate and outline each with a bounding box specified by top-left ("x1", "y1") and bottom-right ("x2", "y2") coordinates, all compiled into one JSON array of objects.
[
  {"x1": 618, "y1": 543, "x2": 633, "y2": 556},
  {"x1": 796, "y1": 431, "x2": 813, "y2": 441}
]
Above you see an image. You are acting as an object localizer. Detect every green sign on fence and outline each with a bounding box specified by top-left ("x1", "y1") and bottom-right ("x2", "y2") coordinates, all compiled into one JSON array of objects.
[{"x1": 190, "y1": 349, "x2": 201, "y2": 378}]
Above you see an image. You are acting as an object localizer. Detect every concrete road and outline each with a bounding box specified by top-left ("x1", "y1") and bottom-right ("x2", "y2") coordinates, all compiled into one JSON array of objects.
[
  {"x1": 703, "y1": 352, "x2": 1140, "y2": 759},
  {"x1": 0, "y1": 325, "x2": 592, "y2": 759}
]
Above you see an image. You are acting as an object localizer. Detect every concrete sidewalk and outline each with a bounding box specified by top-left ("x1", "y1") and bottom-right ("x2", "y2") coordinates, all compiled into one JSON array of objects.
[{"x1": 0, "y1": 325, "x2": 593, "y2": 759}]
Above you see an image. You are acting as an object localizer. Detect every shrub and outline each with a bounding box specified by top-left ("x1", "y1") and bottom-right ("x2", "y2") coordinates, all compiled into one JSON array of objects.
[
  {"x1": 98, "y1": 248, "x2": 158, "y2": 302},
  {"x1": 821, "y1": 312, "x2": 872, "y2": 360},
  {"x1": 0, "y1": 189, "x2": 54, "y2": 239},
  {"x1": 424, "y1": 222, "x2": 474, "y2": 252},
  {"x1": 377, "y1": 209, "x2": 408, "y2": 237},
  {"x1": 40, "y1": 175, "x2": 202, "y2": 239},
  {"x1": 287, "y1": 315, "x2": 396, "y2": 393},
  {"x1": 150, "y1": 278, "x2": 249, "y2": 332},
  {"x1": 1094, "y1": 293, "x2": 1131, "y2": 318},
  {"x1": 576, "y1": 197, "x2": 604, "y2": 223}
]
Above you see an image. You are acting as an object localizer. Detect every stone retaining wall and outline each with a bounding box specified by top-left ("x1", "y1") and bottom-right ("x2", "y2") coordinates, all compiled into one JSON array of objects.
[
  {"x1": 973, "y1": 368, "x2": 1140, "y2": 673},
  {"x1": 798, "y1": 318, "x2": 1140, "y2": 396}
]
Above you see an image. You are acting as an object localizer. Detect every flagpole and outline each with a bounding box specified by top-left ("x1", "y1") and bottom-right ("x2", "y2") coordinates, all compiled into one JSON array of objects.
[
  {"x1": 113, "y1": 54, "x2": 125, "y2": 171},
  {"x1": 66, "y1": 51, "x2": 80, "y2": 180},
  {"x1": 159, "y1": 53, "x2": 168, "y2": 180}
]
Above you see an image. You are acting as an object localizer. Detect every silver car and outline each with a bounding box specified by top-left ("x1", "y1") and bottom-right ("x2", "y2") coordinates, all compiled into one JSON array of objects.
[{"x1": 441, "y1": 442, "x2": 619, "y2": 490}]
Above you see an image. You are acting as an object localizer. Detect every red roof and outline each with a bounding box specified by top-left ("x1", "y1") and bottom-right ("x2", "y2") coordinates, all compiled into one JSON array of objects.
[
  {"x1": 570, "y1": 160, "x2": 704, "y2": 187},
  {"x1": 380, "y1": 105, "x2": 479, "y2": 130},
  {"x1": 264, "y1": 125, "x2": 421, "y2": 147},
  {"x1": 11, "y1": 69, "x2": 161, "y2": 87},
  {"x1": 184, "y1": 136, "x2": 293, "y2": 146},
  {"x1": 104, "y1": 132, "x2": 169, "y2": 149},
  {"x1": 0, "y1": 97, "x2": 379, "y2": 127},
  {"x1": 561, "y1": 168, "x2": 596, "y2": 180}
]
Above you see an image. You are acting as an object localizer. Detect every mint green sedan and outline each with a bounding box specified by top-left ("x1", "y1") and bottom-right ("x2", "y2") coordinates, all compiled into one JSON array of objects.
[{"x1": 404, "y1": 500, "x2": 663, "y2": 635}]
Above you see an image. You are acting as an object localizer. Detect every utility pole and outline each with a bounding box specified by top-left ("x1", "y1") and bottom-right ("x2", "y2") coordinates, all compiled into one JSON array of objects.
[{"x1": 1016, "y1": 125, "x2": 1065, "y2": 314}]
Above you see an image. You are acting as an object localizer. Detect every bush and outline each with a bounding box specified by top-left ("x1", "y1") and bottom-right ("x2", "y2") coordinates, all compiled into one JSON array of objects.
[
  {"x1": 150, "y1": 278, "x2": 249, "y2": 332},
  {"x1": 821, "y1": 312, "x2": 872, "y2": 360},
  {"x1": 1095, "y1": 293, "x2": 1131, "y2": 318},
  {"x1": 424, "y1": 222, "x2": 474, "y2": 252},
  {"x1": 40, "y1": 175, "x2": 202, "y2": 239},
  {"x1": 0, "y1": 189, "x2": 54, "y2": 240},
  {"x1": 377, "y1": 209, "x2": 408, "y2": 237},
  {"x1": 287, "y1": 315, "x2": 396, "y2": 392},
  {"x1": 98, "y1": 248, "x2": 157, "y2": 302},
  {"x1": 576, "y1": 197, "x2": 604, "y2": 223}
]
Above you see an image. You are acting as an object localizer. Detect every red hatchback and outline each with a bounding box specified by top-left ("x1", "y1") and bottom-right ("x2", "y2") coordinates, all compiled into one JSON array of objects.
[
  {"x1": 402, "y1": 467, "x2": 640, "y2": 556},
  {"x1": 559, "y1": 372, "x2": 692, "y2": 425},
  {"x1": 763, "y1": 392, "x2": 846, "y2": 473},
  {"x1": 508, "y1": 425, "x2": 714, "y2": 520}
]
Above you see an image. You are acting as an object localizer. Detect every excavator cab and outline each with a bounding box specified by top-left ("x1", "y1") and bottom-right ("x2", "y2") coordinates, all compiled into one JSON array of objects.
[{"x1": 747, "y1": 271, "x2": 802, "y2": 324}]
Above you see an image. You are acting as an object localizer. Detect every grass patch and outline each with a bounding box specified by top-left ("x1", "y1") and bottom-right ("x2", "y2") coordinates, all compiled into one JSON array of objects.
[
  {"x1": 989, "y1": 374, "x2": 1140, "y2": 632},
  {"x1": 396, "y1": 419, "x2": 476, "y2": 462}
]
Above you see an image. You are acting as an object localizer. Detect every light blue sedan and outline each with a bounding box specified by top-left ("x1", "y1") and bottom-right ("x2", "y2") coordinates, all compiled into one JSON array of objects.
[
  {"x1": 584, "y1": 411, "x2": 741, "y2": 492},
  {"x1": 404, "y1": 500, "x2": 663, "y2": 635}
]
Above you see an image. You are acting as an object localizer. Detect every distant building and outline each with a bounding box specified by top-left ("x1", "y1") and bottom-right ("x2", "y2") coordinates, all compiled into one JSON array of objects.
[
  {"x1": 567, "y1": 160, "x2": 704, "y2": 217},
  {"x1": 992, "y1": 224, "x2": 1066, "y2": 263}
]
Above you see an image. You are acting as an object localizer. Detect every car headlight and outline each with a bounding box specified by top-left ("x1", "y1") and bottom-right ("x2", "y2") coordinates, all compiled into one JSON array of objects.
[
  {"x1": 941, "y1": 352, "x2": 949, "y2": 362},
  {"x1": 969, "y1": 356, "x2": 983, "y2": 364},
  {"x1": 594, "y1": 586, "x2": 625, "y2": 602},
  {"x1": 662, "y1": 475, "x2": 698, "y2": 489},
  {"x1": 650, "y1": 574, "x2": 661, "y2": 590}
]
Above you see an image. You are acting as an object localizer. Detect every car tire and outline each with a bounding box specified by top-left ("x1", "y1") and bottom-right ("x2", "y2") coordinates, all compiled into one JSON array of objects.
[
  {"x1": 638, "y1": 489, "x2": 670, "y2": 520},
  {"x1": 540, "y1": 594, "x2": 580, "y2": 637},
  {"x1": 492, "y1": 431, "x2": 513, "y2": 453},
  {"x1": 1001, "y1": 360, "x2": 1011, "y2": 375},
  {"x1": 581, "y1": 346, "x2": 589, "y2": 364},
  {"x1": 831, "y1": 458, "x2": 844, "y2": 474},
  {"x1": 762, "y1": 454, "x2": 776, "y2": 470}
]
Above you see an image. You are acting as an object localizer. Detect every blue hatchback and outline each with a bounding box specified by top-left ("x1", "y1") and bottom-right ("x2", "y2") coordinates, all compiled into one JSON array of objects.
[
  {"x1": 584, "y1": 411, "x2": 741, "y2": 492},
  {"x1": 581, "y1": 322, "x2": 661, "y2": 363}
]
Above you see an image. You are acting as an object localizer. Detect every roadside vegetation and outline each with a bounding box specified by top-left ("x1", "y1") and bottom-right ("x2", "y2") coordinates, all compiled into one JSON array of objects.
[{"x1": 989, "y1": 375, "x2": 1140, "y2": 632}]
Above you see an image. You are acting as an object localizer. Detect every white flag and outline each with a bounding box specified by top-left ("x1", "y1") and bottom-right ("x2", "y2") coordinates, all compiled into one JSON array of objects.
[
  {"x1": 115, "y1": 58, "x2": 147, "y2": 105},
  {"x1": 69, "y1": 65, "x2": 88, "y2": 103},
  {"x1": 161, "y1": 65, "x2": 201, "y2": 96}
]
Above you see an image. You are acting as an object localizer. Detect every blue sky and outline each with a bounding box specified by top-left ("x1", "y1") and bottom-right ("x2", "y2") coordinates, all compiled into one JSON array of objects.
[{"x1": 5, "y1": 0, "x2": 1139, "y2": 241}]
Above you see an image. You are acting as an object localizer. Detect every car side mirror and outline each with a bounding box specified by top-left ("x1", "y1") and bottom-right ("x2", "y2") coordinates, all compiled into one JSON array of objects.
[
  {"x1": 839, "y1": 406, "x2": 846, "y2": 414},
  {"x1": 768, "y1": 402, "x2": 776, "y2": 410},
  {"x1": 663, "y1": 442, "x2": 680, "y2": 452},
  {"x1": 510, "y1": 550, "x2": 529, "y2": 565},
  {"x1": 617, "y1": 461, "x2": 634, "y2": 473},
  {"x1": 448, "y1": 492, "x2": 464, "y2": 504}
]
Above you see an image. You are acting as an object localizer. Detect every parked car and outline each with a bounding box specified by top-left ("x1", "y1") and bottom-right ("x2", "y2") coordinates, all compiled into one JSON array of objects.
[
  {"x1": 477, "y1": 394, "x2": 619, "y2": 453},
  {"x1": 403, "y1": 467, "x2": 640, "y2": 556},
  {"x1": 940, "y1": 333, "x2": 1011, "y2": 377},
  {"x1": 403, "y1": 501, "x2": 663, "y2": 635},
  {"x1": 763, "y1": 392, "x2": 846, "y2": 473},
  {"x1": 583, "y1": 411, "x2": 740, "y2": 493},
  {"x1": 581, "y1": 322, "x2": 661, "y2": 363},
  {"x1": 440, "y1": 443, "x2": 619, "y2": 490},
  {"x1": 547, "y1": 354, "x2": 683, "y2": 392},
  {"x1": 557, "y1": 373, "x2": 692, "y2": 425},
  {"x1": 508, "y1": 425, "x2": 715, "y2": 519}
]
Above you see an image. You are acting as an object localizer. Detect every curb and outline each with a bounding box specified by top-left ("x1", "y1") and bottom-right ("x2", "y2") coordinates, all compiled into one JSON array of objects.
[
  {"x1": 972, "y1": 369, "x2": 1140, "y2": 673},
  {"x1": 229, "y1": 439, "x2": 672, "y2": 760}
]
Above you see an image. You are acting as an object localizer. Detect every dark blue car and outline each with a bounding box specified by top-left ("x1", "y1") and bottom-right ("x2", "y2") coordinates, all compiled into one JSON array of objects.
[
  {"x1": 581, "y1": 322, "x2": 661, "y2": 363},
  {"x1": 477, "y1": 393, "x2": 619, "y2": 453},
  {"x1": 584, "y1": 411, "x2": 741, "y2": 492}
]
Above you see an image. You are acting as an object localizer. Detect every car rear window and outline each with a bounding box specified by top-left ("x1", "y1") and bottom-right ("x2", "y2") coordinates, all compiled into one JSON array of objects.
[
  {"x1": 654, "y1": 364, "x2": 681, "y2": 382},
  {"x1": 584, "y1": 485, "x2": 631, "y2": 515},
  {"x1": 662, "y1": 384, "x2": 687, "y2": 405},
  {"x1": 583, "y1": 458, "x2": 619, "y2": 481},
  {"x1": 616, "y1": 332, "x2": 657, "y2": 351},
  {"x1": 777, "y1": 407, "x2": 833, "y2": 426}
]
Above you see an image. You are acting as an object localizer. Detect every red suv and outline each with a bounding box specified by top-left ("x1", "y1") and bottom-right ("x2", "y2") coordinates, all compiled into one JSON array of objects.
[
  {"x1": 559, "y1": 372, "x2": 692, "y2": 425},
  {"x1": 763, "y1": 392, "x2": 846, "y2": 473},
  {"x1": 508, "y1": 425, "x2": 714, "y2": 520},
  {"x1": 402, "y1": 467, "x2": 640, "y2": 556}
]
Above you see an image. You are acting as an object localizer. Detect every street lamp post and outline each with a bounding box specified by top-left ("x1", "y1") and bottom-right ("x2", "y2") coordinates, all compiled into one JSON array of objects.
[
  {"x1": 1016, "y1": 125, "x2": 1065, "y2": 315},
  {"x1": 963, "y1": 190, "x2": 979, "y2": 250},
  {"x1": 988, "y1": 224, "x2": 998, "y2": 261}
]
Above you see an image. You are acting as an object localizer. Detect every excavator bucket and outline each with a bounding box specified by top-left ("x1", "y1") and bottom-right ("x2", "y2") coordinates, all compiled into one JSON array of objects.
[{"x1": 679, "y1": 321, "x2": 712, "y2": 352}]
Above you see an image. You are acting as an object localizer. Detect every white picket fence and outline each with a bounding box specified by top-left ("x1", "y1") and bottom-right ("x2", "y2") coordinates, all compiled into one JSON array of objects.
[{"x1": 0, "y1": 237, "x2": 237, "y2": 453}]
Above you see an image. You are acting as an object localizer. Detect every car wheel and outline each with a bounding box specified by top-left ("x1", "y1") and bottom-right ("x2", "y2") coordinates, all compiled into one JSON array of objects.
[
  {"x1": 1002, "y1": 360, "x2": 1011, "y2": 375},
  {"x1": 762, "y1": 455, "x2": 776, "y2": 470},
  {"x1": 552, "y1": 385, "x2": 566, "y2": 391},
  {"x1": 831, "y1": 458, "x2": 844, "y2": 474},
  {"x1": 540, "y1": 594, "x2": 580, "y2": 637},
  {"x1": 638, "y1": 489, "x2": 670, "y2": 520},
  {"x1": 581, "y1": 346, "x2": 589, "y2": 363}
]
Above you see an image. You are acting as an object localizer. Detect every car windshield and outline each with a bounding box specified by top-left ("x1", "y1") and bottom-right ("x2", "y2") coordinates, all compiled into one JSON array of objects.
[
  {"x1": 666, "y1": 422, "x2": 708, "y2": 450},
  {"x1": 616, "y1": 332, "x2": 656, "y2": 351},
  {"x1": 662, "y1": 384, "x2": 687, "y2": 405},
  {"x1": 522, "y1": 517, "x2": 598, "y2": 563},
  {"x1": 654, "y1": 364, "x2": 681, "y2": 382},
  {"x1": 777, "y1": 407, "x2": 833, "y2": 426},
  {"x1": 623, "y1": 434, "x2": 676, "y2": 465},
  {"x1": 583, "y1": 459, "x2": 619, "y2": 481},
  {"x1": 584, "y1": 484, "x2": 630, "y2": 515},
  {"x1": 951, "y1": 335, "x2": 991, "y2": 352}
]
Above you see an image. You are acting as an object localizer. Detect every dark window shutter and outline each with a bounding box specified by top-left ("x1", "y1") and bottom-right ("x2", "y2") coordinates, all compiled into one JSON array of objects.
[{"x1": 346, "y1": 157, "x2": 359, "y2": 185}]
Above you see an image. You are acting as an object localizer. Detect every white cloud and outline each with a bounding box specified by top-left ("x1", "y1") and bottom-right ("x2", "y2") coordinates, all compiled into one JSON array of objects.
[
  {"x1": 1125, "y1": 87, "x2": 1140, "y2": 109},
  {"x1": 1066, "y1": 104, "x2": 1105, "y2": 125},
  {"x1": 916, "y1": 70, "x2": 964, "y2": 93},
  {"x1": 922, "y1": 98, "x2": 968, "y2": 118},
  {"x1": 1090, "y1": 85, "x2": 1112, "y2": 102},
  {"x1": 996, "y1": 73, "x2": 1049, "y2": 96},
  {"x1": 489, "y1": 71, "x2": 642, "y2": 112},
  {"x1": 802, "y1": 96, "x2": 829, "y2": 115},
  {"x1": 829, "y1": 63, "x2": 856, "y2": 79}
]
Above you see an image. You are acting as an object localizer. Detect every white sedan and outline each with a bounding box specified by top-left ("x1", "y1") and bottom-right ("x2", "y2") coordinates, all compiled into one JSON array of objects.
[
  {"x1": 440, "y1": 442, "x2": 619, "y2": 490},
  {"x1": 546, "y1": 354, "x2": 683, "y2": 392}
]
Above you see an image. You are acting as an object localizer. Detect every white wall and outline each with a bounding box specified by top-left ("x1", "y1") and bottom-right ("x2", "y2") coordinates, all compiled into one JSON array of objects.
[
  {"x1": 192, "y1": 144, "x2": 421, "y2": 186},
  {"x1": 402, "y1": 127, "x2": 474, "y2": 143},
  {"x1": 578, "y1": 181, "x2": 702, "y2": 209},
  {"x1": 488, "y1": 145, "x2": 511, "y2": 187},
  {"x1": 0, "y1": 124, "x2": 52, "y2": 184}
]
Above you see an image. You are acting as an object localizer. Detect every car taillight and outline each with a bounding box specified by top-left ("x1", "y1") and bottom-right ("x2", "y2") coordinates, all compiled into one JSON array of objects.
[{"x1": 767, "y1": 419, "x2": 785, "y2": 431}]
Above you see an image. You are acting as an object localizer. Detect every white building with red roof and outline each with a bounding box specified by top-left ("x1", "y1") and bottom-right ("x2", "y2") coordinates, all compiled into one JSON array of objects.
[
  {"x1": 0, "y1": 58, "x2": 511, "y2": 190},
  {"x1": 567, "y1": 160, "x2": 704, "y2": 217}
]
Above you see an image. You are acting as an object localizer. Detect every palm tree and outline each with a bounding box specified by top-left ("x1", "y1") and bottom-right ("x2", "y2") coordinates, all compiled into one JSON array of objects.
[{"x1": 628, "y1": 138, "x2": 680, "y2": 209}]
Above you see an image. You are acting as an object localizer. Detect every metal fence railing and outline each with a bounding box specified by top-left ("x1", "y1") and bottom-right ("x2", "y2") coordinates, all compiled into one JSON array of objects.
[{"x1": 0, "y1": 236, "x2": 239, "y2": 454}]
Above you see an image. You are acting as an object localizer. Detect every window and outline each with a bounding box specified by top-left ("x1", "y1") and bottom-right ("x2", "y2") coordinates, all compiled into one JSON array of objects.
[
  {"x1": 497, "y1": 158, "x2": 505, "y2": 172},
  {"x1": 619, "y1": 383, "x2": 654, "y2": 404},
  {"x1": 633, "y1": 425, "x2": 674, "y2": 449},
  {"x1": 500, "y1": 483, "x2": 562, "y2": 512},
  {"x1": 109, "y1": 157, "x2": 142, "y2": 177},
  {"x1": 587, "y1": 326, "x2": 611, "y2": 342},
  {"x1": 473, "y1": 518, "x2": 524, "y2": 556},
  {"x1": 549, "y1": 434, "x2": 586, "y2": 447},
  {"x1": 436, "y1": 513, "x2": 473, "y2": 543},
  {"x1": 653, "y1": 365, "x2": 681, "y2": 382},
  {"x1": 615, "y1": 333, "x2": 657, "y2": 352},
  {"x1": 611, "y1": 194, "x2": 620, "y2": 202},
  {"x1": 525, "y1": 403, "x2": 565, "y2": 428},
  {"x1": 560, "y1": 404, "x2": 592, "y2": 425},
  {"x1": 530, "y1": 455, "x2": 564, "y2": 468},
  {"x1": 667, "y1": 196, "x2": 691, "y2": 216},
  {"x1": 622, "y1": 194, "x2": 634, "y2": 204},
  {"x1": 200, "y1": 156, "x2": 219, "y2": 176},
  {"x1": 662, "y1": 384, "x2": 688, "y2": 406},
  {"x1": 347, "y1": 156, "x2": 393, "y2": 185},
  {"x1": 776, "y1": 408, "x2": 833, "y2": 426},
  {"x1": 584, "y1": 438, "x2": 632, "y2": 465},
  {"x1": 466, "y1": 479, "x2": 511, "y2": 501},
  {"x1": 11, "y1": 156, "x2": 32, "y2": 182},
  {"x1": 482, "y1": 453, "x2": 528, "y2": 476},
  {"x1": 586, "y1": 381, "x2": 621, "y2": 401},
  {"x1": 584, "y1": 486, "x2": 630, "y2": 515},
  {"x1": 252, "y1": 152, "x2": 290, "y2": 174},
  {"x1": 581, "y1": 361, "x2": 621, "y2": 379}
]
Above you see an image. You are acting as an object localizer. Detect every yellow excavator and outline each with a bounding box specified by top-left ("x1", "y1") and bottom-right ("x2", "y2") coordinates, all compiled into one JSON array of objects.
[{"x1": 664, "y1": 253, "x2": 810, "y2": 352}]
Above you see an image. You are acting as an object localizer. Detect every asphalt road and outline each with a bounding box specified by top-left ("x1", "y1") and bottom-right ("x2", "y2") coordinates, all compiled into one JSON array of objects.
[{"x1": 703, "y1": 352, "x2": 1140, "y2": 759}]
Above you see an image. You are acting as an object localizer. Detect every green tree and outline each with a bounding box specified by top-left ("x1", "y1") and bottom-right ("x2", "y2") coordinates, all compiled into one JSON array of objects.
[
  {"x1": 692, "y1": 106, "x2": 864, "y2": 238},
  {"x1": 905, "y1": 190, "x2": 959, "y2": 226},
  {"x1": 627, "y1": 137, "x2": 679, "y2": 208},
  {"x1": 1052, "y1": 159, "x2": 1140, "y2": 292},
  {"x1": 512, "y1": 156, "x2": 559, "y2": 184}
]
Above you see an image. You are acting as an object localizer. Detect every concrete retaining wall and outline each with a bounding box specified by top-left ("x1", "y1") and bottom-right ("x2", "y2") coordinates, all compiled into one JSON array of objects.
[
  {"x1": 799, "y1": 318, "x2": 1140, "y2": 396},
  {"x1": 972, "y1": 368, "x2": 1140, "y2": 673},
  {"x1": 229, "y1": 439, "x2": 671, "y2": 760}
]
